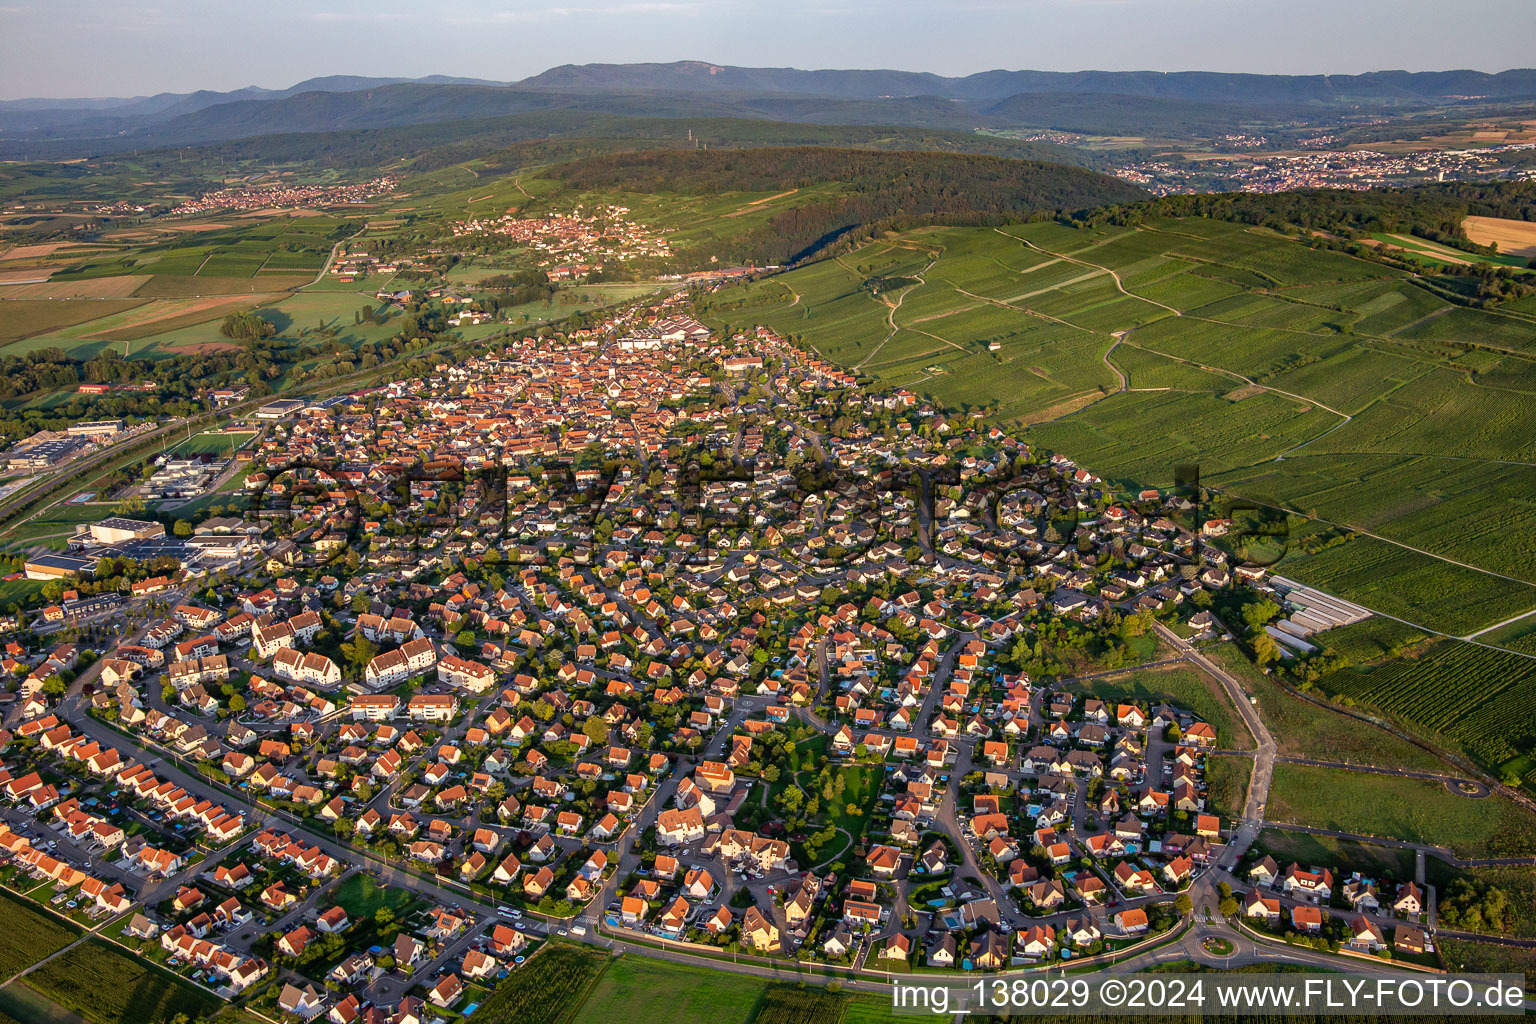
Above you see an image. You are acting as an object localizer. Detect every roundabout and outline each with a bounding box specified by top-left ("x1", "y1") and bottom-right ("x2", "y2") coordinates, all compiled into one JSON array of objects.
[{"x1": 1202, "y1": 937, "x2": 1236, "y2": 957}]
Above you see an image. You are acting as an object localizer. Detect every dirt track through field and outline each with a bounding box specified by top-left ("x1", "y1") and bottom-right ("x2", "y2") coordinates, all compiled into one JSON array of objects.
[{"x1": 724, "y1": 189, "x2": 800, "y2": 217}]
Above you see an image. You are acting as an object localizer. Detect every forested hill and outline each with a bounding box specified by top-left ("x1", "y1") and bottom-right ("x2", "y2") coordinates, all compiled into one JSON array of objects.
[
  {"x1": 546, "y1": 147, "x2": 1146, "y2": 264},
  {"x1": 106, "y1": 115, "x2": 1097, "y2": 175},
  {"x1": 1086, "y1": 181, "x2": 1536, "y2": 248},
  {"x1": 546, "y1": 147, "x2": 1141, "y2": 263}
]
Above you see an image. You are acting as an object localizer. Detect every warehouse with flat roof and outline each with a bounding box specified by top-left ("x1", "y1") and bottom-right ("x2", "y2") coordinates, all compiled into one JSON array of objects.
[
  {"x1": 25, "y1": 553, "x2": 99, "y2": 581},
  {"x1": 90, "y1": 517, "x2": 166, "y2": 546}
]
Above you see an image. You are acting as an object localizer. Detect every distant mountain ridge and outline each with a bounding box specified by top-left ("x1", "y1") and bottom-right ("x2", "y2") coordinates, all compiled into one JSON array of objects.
[
  {"x1": 4, "y1": 61, "x2": 1535, "y2": 157},
  {"x1": 516, "y1": 61, "x2": 1536, "y2": 103}
]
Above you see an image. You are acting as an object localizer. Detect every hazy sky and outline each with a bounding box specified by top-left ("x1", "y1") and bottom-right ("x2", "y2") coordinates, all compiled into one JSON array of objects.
[{"x1": 1, "y1": 0, "x2": 1530, "y2": 99}]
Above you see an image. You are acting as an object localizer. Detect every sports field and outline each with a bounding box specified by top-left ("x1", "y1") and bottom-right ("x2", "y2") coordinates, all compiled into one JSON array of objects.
[{"x1": 168, "y1": 430, "x2": 256, "y2": 457}]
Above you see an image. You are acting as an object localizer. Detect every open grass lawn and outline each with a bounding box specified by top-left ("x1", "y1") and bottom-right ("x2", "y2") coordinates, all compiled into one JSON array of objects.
[
  {"x1": 0, "y1": 887, "x2": 81, "y2": 977},
  {"x1": 0, "y1": 501, "x2": 111, "y2": 551},
  {"x1": 27, "y1": 938, "x2": 222, "y2": 1024},
  {"x1": 1064, "y1": 664, "x2": 1253, "y2": 750},
  {"x1": 1266, "y1": 764, "x2": 1536, "y2": 858},
  {"x1": 1205, "y1": 754, "x2": 1251, "y2": 821},
  {"x1": 331, "y1": 872, "x2": 418, "y2": 921},
  {"x1": 1203, "y1": 642, "x2": 1449, "y2": 772},
  {"x1": 568, "y1": 954, "x2": 870, "y2": 1024},
  {"x1": 842, "y1": 994, "x2": 899, "y2": 1024},
  {"x1": 571, "y1": 954, "x2": 767, "y2": 1024},
  {"x1": 0, "y1": 576, "x2": 48, "y2": 604},
  {"x1": 1255, "y1": 828, "x2": 1417, "y2": 882},
  {"x1": 472, "y1": 942, "x2": 609, "y2": 1024}
]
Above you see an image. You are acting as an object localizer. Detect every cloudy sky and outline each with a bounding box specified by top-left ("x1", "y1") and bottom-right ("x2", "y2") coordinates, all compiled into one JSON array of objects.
[{"x1": 1, "y1": 0, "x2": 1529, "y2": 99}]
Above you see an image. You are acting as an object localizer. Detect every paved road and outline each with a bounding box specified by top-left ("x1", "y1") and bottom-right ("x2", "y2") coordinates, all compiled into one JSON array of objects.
[
  {"x1": 29, "y1": 558, "x2": 1487, "y2": 1002},
  {"x1": 1153, "y1": 621, "x2": 1274, "y2": 868}
]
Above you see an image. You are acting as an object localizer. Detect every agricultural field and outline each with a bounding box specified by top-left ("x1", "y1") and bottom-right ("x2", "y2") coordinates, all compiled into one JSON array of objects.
[
  {"x1": 752, "y1": 985, "x2": 850, "y2": 1024},
  {"x1": 712, "y1": 217, "x2": 1536, "y2": 638},
  {"x1": 473, "y1": 942, "x2": 609, "y2": 1024},
  {"x1": 1265, "y1": 763, "x2": 1536, "y2": 858},
  {"x1": 0, "y1": 210, "x2": 343, "y2": 359},
  {"x1": 572, "y1": 954, "x2": 767, "y2": 1024},
  {"x1": 1436, "y1": 936, "x2": 1536, "y2": 978},
  {"x1": 52, "y1": 215, "x2": 348, "y2": 282},
  {"x1": 1203, "y1": 641, "x2": 1451, "y2": 771},
  {"x1": 1463, "y1": 215, "x2": 1536, "y2": 259},
  {"x1": 1263, "y1": 528, "x2": 1536, "y2": 638},
  {"x1": 1293, "y1": 615, "x2": 1429, "y2": 665},
  {"x1": 0, "y1": 888, "x2": 80, "y2": 978},
  {"x1": 0, "y1": 299, "x2": 148, "y2": 347},
  {"x1": 1063, "y1": 666, "x2": 1254, "y2": 750},
  {"x1": 1371, "y1": 231, "x2": 1533, "y2": 271},
  {"x1": 25, "y1": 939, "x2": 223, "y2": 1024},
  {"x1": 1311, "y1": 637, "x2": 1536, "y2": 784}
]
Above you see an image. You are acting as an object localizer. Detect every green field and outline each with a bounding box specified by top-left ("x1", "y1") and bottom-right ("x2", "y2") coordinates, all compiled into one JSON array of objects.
[
  {"x1": 25, "y1": 939, "x2": 222, "y2": 1024},
  {"x1": 1205, "y1": 755, "x2": 1252, "y2": 821},
  {"x1": 0, "y1": 982, "x2": 89, "y2": 1024},
  {"x1": 1370, "y1": 232, "x2": 1533, "y2": 271},
  {"x1": 55, "y1": 216, "x2": 348, "y2": 282},
  {"x1": 0, "y1": 888, "x2": 80, "y2": 978},
  {"x1": 0, "y1": 299, "x2": 149, "y2": 347},
  {"x1": 1255, "y1": 828, "x2": 1417, "y2": 882},
  {"x1": 1204, "y1": 642, "x2": 1450, "y2": 772},
  {"x1": 168, "y1": 430, "x2": 255, "y2": 457},
  {"x1": 572, "y1": 954, "x2": 768, "y2": 1024},
  {"x1": 331, "y1": 872, "x2": 418, "y2": 921},
  {"x1": 1311, "y1": 637, "x2": 1536, "y2": 783},
  {"x1": 1063, "y1": 665, "x2": 1253, "y2": 750},
  {"x1": 1476, "y1": 614, "x2": 1536, "y2": 656},
  {"x1": 709, "y1": 217, "x2": 1536, "y2": 639},
  {"x1": 1266, "y1": 764, "x2": 1536, "y2": 858},
  {"x1": 1437, "y1": 936, "x2": 1536, "y2": 978},
  {"x1": 473, "y1": 943, "x2": 609, "y2": 1024}
]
